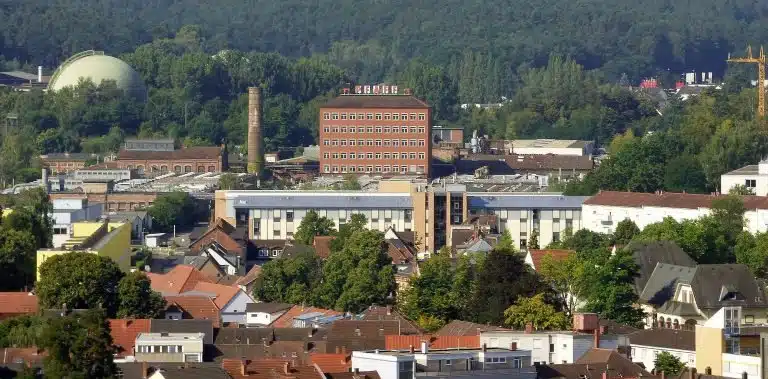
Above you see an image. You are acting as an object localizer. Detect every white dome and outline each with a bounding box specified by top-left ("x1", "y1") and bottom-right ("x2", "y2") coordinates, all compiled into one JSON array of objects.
[{"x1": 48, "y1": 51, "x2": 146, "y2": 101}]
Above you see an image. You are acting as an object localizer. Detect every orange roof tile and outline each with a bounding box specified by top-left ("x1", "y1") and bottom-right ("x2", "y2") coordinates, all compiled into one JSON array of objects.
[
  {"x1": 147, "y1": 265, "x2": 215, "y2": 294},
  {"x1": 528, "y1": 249, "x2": 575, "y2": 271},
  {"x1": 309, "y1": 353, "x2": 351, "y2": 373},
  {"x1": 108, "y1": 319, "x2": 151, "y2": 357},
  {"x1": 271, "y1": 306, "x2": 343, "y2": 328},
  {"x1": 191, "y1": 281, "x2": 242, "y2": 309},
  {"x1": 0, "y1": 348, "x2": 45, "y2": 365},
  {"x1": 235, "y1": 265, "x2": 263, "y2": 287},
  {"x1": 222, "y1": 358, "x2": 324, "y2": 379},
  {"x1": 164, "y1": 295, "x2": 221, "y2": 327},
  {"x1": 0, "y1": 292, "x2": 38, "y2": 315},
  {"x1": 385, "y1": 335, "x2": 480, "y2": 350}
]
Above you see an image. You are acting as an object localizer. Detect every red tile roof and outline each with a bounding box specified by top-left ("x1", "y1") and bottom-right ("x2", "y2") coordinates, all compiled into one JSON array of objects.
[
  {"x1": 0, "y1": 348, "x2": 45, "y2": 365},
  {"x1": 117, "y1": 146, "x2": 223, "y2": 161},
  {"x1": 108, "y1": 319, "x2": 151, "y2": 357},
  {"x1": 164, "y1": 295, "x2": 221, "y2": 327},
  {"x1": 434, "y1": 320, "x2": 509, "y2": 336},
  {"x1": 527, "y1": 249, "x2": 575, "y2": 271},
  {"x1": 191, "y1": 281, "x2": 242, "y2": 309},
  {"x1": 309, "y1": 353, "x2": 351, "y2": 373},
  {"x1": 147, "y1": 265, "x2": 215, "y2": 294},
  {"x1": 0, "y1": 292, "x2": 38, "y2": 316},
  {"x1": 313, "y1": 236, "x2": 334, "y2": 259},
  {"x1": 222, "y1": 358, "x2": 325, "y2": 379},
  {"x1": 271, "y1": 306, "x2": 343, "y2": 328},
  {"x1": 235, "y1": 265, "x2": 263, "y2": 287},
  {"x1": 385, "y1": 335, "x2": 480, "y2": 350},
  {"x1": 322, "y1": 95, "x2": 429, "y2": 109},
  {"x1": 584, "y1": 191, "x2": 768, "y2": 210}
]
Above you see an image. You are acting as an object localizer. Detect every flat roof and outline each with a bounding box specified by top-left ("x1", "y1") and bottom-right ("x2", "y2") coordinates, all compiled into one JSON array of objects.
[
  {"x1": 136, "y1": 332, "x2": 204, "y2": 342},
  {"x1": 512, "y1": 139, "x2": 591, "y2": 149},
  {"x1": 467, "y1": 194, "x2": 588, "y2": 209},
  {"x1": 363, "y1": 348, "x2": 528, "y2": 357},
  {"x1": 225, "y1": 191, "x2": 413, "y2": 209},
  {"x1": 322, "y1": 95, "x2": 429, "y2": 109}
]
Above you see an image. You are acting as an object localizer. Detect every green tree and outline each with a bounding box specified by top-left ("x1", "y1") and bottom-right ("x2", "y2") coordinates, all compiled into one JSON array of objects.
[
  {"x1": 253, "y1": 251, "x2": 322, "y2": 304},
  {"x1": 529, "y1": 229, "x2": 540, "y2": 250},
  {"x1": 0, "y1": 315, "x2": 44, "y2": 348},
  {"x1": 0, "y1": 228, "x2": 36, "y2": 290},
  {"x1": 334, "y1": 174, "x2": 361, "y2": 190},
  {"x1": 582, "y1": 249, "x2": 645, "y2": 327},
  {"x1": 613, "y1": 219, "x2": 640, "y2": 246},
  {"x1": 654, "y1": 352, "x2": 685, "y2": 376},
  {"x1": 734, "y1": 232, "x2": 768, "y2": 278},
  {"x1": 294, "y1": 210, "x2": 336, "y2": 245},
  {"x1": 729, "y1": 184, "x2": 755, "y2": 195},
  {"x1": 469, "y1": 246, "x2": 548, "y2": 324},
  {"x1": 147, "y1": 192, "x2": 197, "y2": 232},
  {"x1": 416, "y1": 315, "x2": 446, "y2": 333},
  {"x1": 399, "y1": 253, "x2": 456, "y2": 323},
  {"x1": 36, "y1": 252, "x2": 125, "y2": 316},
  {"x1": 313, "y1": 230, "x2": 394, "y2": 312},
  {"x1": 117, "y1": 272, "x2": 166, "y2": 318},
  {"x1": 218, "y1": 173, "x2": 242, "y2": 190},
  {"x1": 503, "y1": 293, "x2": 569, "y2": 330},
  {"x1": 538, "y1": 253, "x2": 587, "y2": 318},
  {"x1": 330, "y1": 214, "x2": 367, "y2": 252},
  {"x1": 498, "y1": 229, "x2": 515, "y2": 250},
  {"x1": 41, "y1": 309, "x2": 117, "y2": 379}
]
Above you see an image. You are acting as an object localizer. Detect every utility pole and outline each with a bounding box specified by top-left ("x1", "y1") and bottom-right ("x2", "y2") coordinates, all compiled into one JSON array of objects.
[{"x1": 728, "y1": 45, "x2": 766, "y2": 118}]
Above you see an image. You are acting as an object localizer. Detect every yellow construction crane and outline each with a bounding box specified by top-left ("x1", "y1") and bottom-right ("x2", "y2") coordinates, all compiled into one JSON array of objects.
[{"x1": 727, "y1": 45, "x2": 766, "y2": 117}]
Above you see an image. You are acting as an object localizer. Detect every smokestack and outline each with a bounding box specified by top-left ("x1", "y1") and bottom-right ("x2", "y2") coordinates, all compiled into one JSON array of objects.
[
  {"x1": 37, "y1": 66, "x2": 43, "y2": 83},
  {"x1": 247, "y1": 87, "x2": 263, "y2": 175}
]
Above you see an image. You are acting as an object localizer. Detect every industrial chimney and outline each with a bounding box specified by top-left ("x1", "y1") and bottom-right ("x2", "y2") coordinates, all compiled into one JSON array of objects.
[
  {"x1": 37, "y1": 66, "x2": 43, "y2": 83},
  {"x1": 247, "y1": 87, "x2": 263, "y2": 175}
]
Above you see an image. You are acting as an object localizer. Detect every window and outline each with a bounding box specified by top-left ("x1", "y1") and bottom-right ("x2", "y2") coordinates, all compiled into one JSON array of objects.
[
  {"x1": 350, "y1": 140, "x2": 356, "y2": 146},
  {"x1": 513, "y1": 358, "x2": 522, "y2": 368},
  {"x1": 332, "y1": 166, "x2": 339, "y2": 173},
  {"x1": 341, "y1": 127, "x2": 347, "y2": 133},
  {"x1": 323, "y1": 152, "x2": 330, "y2": 159},
  {"x1": 419, "y1": 113, "x2": 426, "y2": 120},
  {"x1": 410, "y1": 127, "x2": 417, "y2": 134},
  {"x1": 400, "y1": 139, "x2": 407, "y2": 146},
  {"x1": 392, "y1": 126, "x2": 399, "y2": 134},
  {"x1": 358, "y1": 113, "x2": 364, "y2": 119},
  {"x1": 271, "y1": 249, "x2": 282, "y2": 257},
  {"x1": 332, "y1": 140, "x2": 338, "y2": 146},
  {"x1": 393, "y1": 113, "x2": 400, "y2": 120},
  {"x1": 341, "y1": 165, "x2": 348, "y2": 173},
  {"x1": 746, "y1": 179, "x2": 757, "y2": 188},
  {"x1": 358, "y1": 127, "x2": 365, "y2": 133},
  {"x1": 366, "y1": 165, "x2": 373, "y2": 172},
  {"x1": 392, "y1": 153, "x2": 399, "y2": 159},
  {"x1": 409, "y1": 153, "x2": 416, "y2": 160},
  {"x1": 349, "y1": 166, "x2": 356, "y2": 172},
  {"x1": 341, "y1": 153, "x2": 347, "y2": 159},
  {"x1": 419, "y1": 152, "x2": 425, "y2": 160},
  {"x1": 286, "y1": 211, "x2": 294, "y2": 222},
  {"x1": 375, "y1": 139, "x2": 382, "y2": 146},
  {"x1": 745, "y1": 315, "x2": 755, "y2": 324},
  {"x1": 383, "y1": 165, "x2": 391, "y2": 172},
  {"x1": 323, "y1": 139, "x2": 330, "y2": 146},
  {"x1": 332, "y1": 113, "x2": 339, "y2": 120},
  {"x1": 384, "y1": 153, "x2": 391, "y2": 159},
  {"x1": 367, "y1": 139, "x2": 374, "y2": 146},
  {"x1": 393, "y1": 140, "x2": 400, "y2": 147},
  {"x1": 375, "y1": 165, "x2": 382, "y2": 172},
  {"x1": 332, "y1": 153, "x2": 339, "y2": 159},
  {"x1": 323, "y1": 127, "x2": 330, "y2": 133},
  {"x1": 418, "y1": 127, "x2": 425, "y2": 133},
  {"x1": 419, "y1": 139, "x2": 426, "y2": 146},
  {"x1": 367, "y1": 153, "x2": 373, "y2": 159},
  {"x1": 401, "y1": 113, "x2": 408, "y2": 119},
  {"x1": 358, "y1": 165, "x2": 365, "y2": 172},
  {"x1": 367, "y1": 127, "x2": 374, "y2": 133},
  {"x1": 375, "y1": 113, "x2": 382, "y2": 120},
  {"x1": 340, "y1": 139, "x2": 347, "y2": 146},
  {"x1": 366, "y1": 113, "x2": 373, "y2": 120},
  {"x1": 384, "y1": 113, "x2": 391, "y2": 120},
  {"x1": 520, "y1": 239, "x2": 527, "y2": 249},
  {"x1": 384, "y1": 139, "x2": 391, "y2": 147},
  {"x1": 401, "y1": 126, "x2": 408, "y2": 133},
  {"x1": 375, "y1": 153, "x2": 382, "y2": 159},
  {"x1": 553, "y1": 232, "x2": 561, "y2": 242},
  {"x1": 323, "y1": 112, "x2": 330, "y2": 120},
  {"x1": 444, "y1": 360, "x2": 452, "y2": 366},
  {"x1": 53, "y1": 227, "x2": 67, "y2": 235},
  {"x1": 341, "y1": 113, "x2": 347, "y2": 120},
  {"x1": 384, "y1": 127, "x2": 391, "y2": 133},
  {"x1": 375, "y1": 126, "x2": 382, "y2": 133},
  {"x1": 350, "y1": 113, "x2": 357, "y2": 120},
  {"x1": 358, "y1": 139, "x2": 365, "y2": 146},
  {"x1": 350, "y1": 153, "x2": 356, "y2": 159}
]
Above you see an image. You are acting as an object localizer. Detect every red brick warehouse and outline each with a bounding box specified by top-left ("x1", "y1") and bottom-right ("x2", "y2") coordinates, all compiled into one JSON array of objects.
[{"x1": 319, "y1": 85, "x2": 432, "y2": 178}]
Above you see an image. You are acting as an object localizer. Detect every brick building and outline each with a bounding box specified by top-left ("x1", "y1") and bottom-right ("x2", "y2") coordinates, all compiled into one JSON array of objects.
[
  {"x1": 319, "y1": 88, "x2": 431, "y2": 177},
  {"x1": 115, "y1": 146, "x2": 226, "y2": 175},
  {"x1": 40, "y1": 153, "x2": 98, "y2": 174},
  {"x1": 49, "y1": 192, "x2": 158, "y2": 212}
]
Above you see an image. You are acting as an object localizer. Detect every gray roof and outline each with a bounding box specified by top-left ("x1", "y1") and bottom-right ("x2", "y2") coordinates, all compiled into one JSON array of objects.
[
  {"x1": 625, "y1": 241, "x2": 696, "y2": 294},
  {"x1": 656, "y1": 301, "x2": 700, "y2": 317},
  {"x1": 150, "y1": 319, "x2": 214, "y2": 344},
  {"x1": 0, "y1": 71, "x2": 38, "y2": 80},
  {"x1": 629, "y1": 329, "x2": 695, "y2": 351},
  {"x1": 466, "y1": 194, "x2": 587, "y2": 209},
  {"x1": 232, "y1": 194, "x2": 412, "y2": 209},
  {"x1": 639, "y1": 263, "x2": 696, "y2": 306},
  {"x1": 691, "y1": 264, "x2": 768, "y2": 309},
  {"x1": 245, "y1": 302, "x2": 293, "y2": 314},
  {"x1": 117, "y1": 362, "x2": 229, "y2": 379}
]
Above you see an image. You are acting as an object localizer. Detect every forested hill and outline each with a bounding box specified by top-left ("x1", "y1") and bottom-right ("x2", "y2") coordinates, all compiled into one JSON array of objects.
[{"x1": 3, "y1": 0, "x2": 768, "y2": 84}]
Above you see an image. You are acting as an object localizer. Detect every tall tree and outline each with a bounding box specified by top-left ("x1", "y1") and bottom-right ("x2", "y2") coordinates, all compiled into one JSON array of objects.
[
  {"x1": 294, "y1": 210, "x2": 336, "y2": 245},
  {"x1": 613, "y1": 219, "x2": 640, "y2": 246},
  {"x1": 36, "y1": 252, "x2": 125, "y2": 316},
  {"x1": 117, "y1": 272, "x2": 166, "y2": 318},
  {"x1": 253, "y1": 251, "x2": 322, "y2": 304},
  {"x1": 0, "y1": 228, "x2": 36, "y2": 290},
  {"x1": 41, "y1": 309, "x2": 117, "y2": 379},
  {"x1": 582, "y1": 249, "x2": 645, "y2": 327},
  {"x1": 147, "y1": 192, "x2": 197, "y2": 232},
  {"x1": 330, "y1": 214, "x2": 367, "y2": 252},
  {"x1": 538, "y1": 253, "x2": 587, "y2": 318},
  {"x1": 503, "y1": 293, "x2": 569, "y2": 330},
  {"x1": 398, "y1": 253, "x2": 457, "y2": 324}
]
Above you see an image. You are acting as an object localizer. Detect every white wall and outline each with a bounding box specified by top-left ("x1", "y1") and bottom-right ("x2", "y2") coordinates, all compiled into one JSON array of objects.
[
  {"x1": 221, "y1": 290, "x2": 254, "y2": 324},
  {"x1": 492, "y1": 209, "x2": 581, "y2": 250},
  {"x1": 245, "y1": 310, "x2": 286, "y2": 326},
  {"x1": 480, "y1": 332, "x2": 618, "y2": 365},
  {"x1": 631, "y1": 345, "x2": 695, "y2": 372},
  {"x1": 352, "y1": 352, "x2": 409, "y2": 379},
  {"x1": 251, "y1": 208, "x2": 412, "y2": 240},
  {"x1": 722, "y1": 353, "x2": 761, "y2": 379}
]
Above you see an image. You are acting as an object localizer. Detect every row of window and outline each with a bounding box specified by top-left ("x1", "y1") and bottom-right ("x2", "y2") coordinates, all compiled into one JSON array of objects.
[
  {"x1": 323, "y1": 126, "x2": 426, "y2": 134},
  {"x1": 323, "y1": 152, "x2": 426, "y2": 160},
  {"x1": 323, "y1": 139, "x2": 426, "y2": 147},
  {"x1": 125, "y1": 165, "x2": 217, "y2": 173},
  {"x1": 136, "y1": 345, "x2": 184, "y2": 353},
  {"x1": 324, "y1": 112, "x2": 425, "y2": 121},
  {"x1": 323, "y1": 165, "x2": 425, "y2": 174},
  {"x1": 257, "y1": 248, "x2": 283, "y2": 257}
]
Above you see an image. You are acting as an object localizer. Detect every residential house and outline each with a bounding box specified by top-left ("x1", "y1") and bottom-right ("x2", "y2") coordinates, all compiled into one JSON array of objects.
[
  {"x1": 360, "y1": 305, "x2": 423, "y2": 335},
  {"x1": 163, "y1": 295, "x2": 221, "y2": 327},
  {"x1": 0, "y1": 348, "x2": 45, "y2": 367},
  {"x1": 270, "y1": 305, "x2": 344, "y2": 328},
  {"x1": 310, "y1": 353, "x2": 352, "y2": 374},
  {"x1": 0, "y1": 292, "x2": 38, "y2": 320},
  {"x1": 134, "y1": 332, "x2": 205, "y2": 363},
  {"x1": 250, "y1": 239, "x2": 289, "y2": 264},
  {"x1": 234, "y1": 265, "x2": 262, "y2": 294},
  {"x1": 109, "y1": 319, "x2": 152, "y2": 360},
  {"x1": 107, "y1": 210, "x2": 152, "y2": 240},
  {"x1": 384, "y1": 229, "x2": 419, "y2": 292},
  {"x1": 221, "y1": 358, "x2": 326, "y2": 379},
  {"x1": 181, "y1": 255, "x2": 237, "y2": 285},
  {"x1": 147, "y1": 265, "x2": 215, "y2": 294},
  {"x1": 327, "y1": 320, "x2": 402, "y2": 353},
  {"x1": 536, "y1": 348, "x2": 651, "y2": 379},
  {"x1": 638, "y1": 264, "x2": 768, "y2": 328},
  {"x1": 211, "y1": 327, "x2": 329, "y2": 363},
  {"x1": 352, "y1": 344, "x2": 534, "y2": 379},
  {"x1": 629, "y1": 328, "x2": 695, "y2": 372},
  {"x1": 189, "y1": 219, "x2": 249, "y2": 269},
  {"x1": 435, "y1": 320, "x2": 509, "y2": 336},
  {"x1": 626, "y1": 241, "x2": 697, "y2": 295},
  {"x1": 696, "y1": 306, "x2": 762, "y2": 379},
  {"x1": 116, "y1": 362, "x2": 231, "y2": 379},
  {"x1": 245, "y1": 303, "x2": 293, "y2": 327},
  {"x1": 525, "y1": 249, "x2": 574, "y2": 272},
  {"x1": 190, "y1": 281, "x2": 254, "y2": 325}
]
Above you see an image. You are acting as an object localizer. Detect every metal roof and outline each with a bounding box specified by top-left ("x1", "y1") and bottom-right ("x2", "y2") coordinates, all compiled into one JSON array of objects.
[
  {"x1": 232, "y1": 194, "x2": 413, "y2": 209},
  {"x1": 467, "y1": 194, "x2": 587, "y2": 209}
]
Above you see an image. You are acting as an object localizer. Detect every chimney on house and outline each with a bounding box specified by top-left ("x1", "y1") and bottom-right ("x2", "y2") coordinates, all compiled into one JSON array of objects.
[
  {"x1": 409, "y1": 345, "x2": 414, "y2": 353},
  {"x1": 420, "y1": 341, "x2": 428, "y2": 354},
  {"x1": 482, "y1": 343, "x2": 487, "y2": 352},
  {"x1": 689, "y1": 368, "x2": 697, "y2": 379},
  {"x1": 241, "y1": 359, "x2": 247, "y2": 376},
  {"x1": 37, "y1": 66, "x2": 42, "y2": 83},
  {"x1": 247, "y1": 87, "x2": 263, "y2": 175},
  {"x1": 593, "y1": 328, "x2": 600, "y2": 348}
]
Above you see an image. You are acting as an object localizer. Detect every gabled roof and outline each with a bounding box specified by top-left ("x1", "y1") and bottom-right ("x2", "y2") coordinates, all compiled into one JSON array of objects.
[
  {"x1": 326, "y1": 372, "x2": 381, "y2": 379},
  {"x1": 109, "y1": 319, "x2": 151, "y2": 357},
  {"x1": 190, "y1": 281, "x2": 243, "y2": 309},
  {"x1": 164, "y1": 295, "x2": 221, "y2": 327},
  {"x1": 385, "y1": 237, "x2": 415, "y2": 264},
  {"x1": 222, "y1": 358, "x2": 324, "y2": 379},
  {"x1": 0, "y1": 292, "x2": 38, "y2": 315},
  {"x1": 271, "y1": 305, "x2": 343, "y2": 328},
  {"x1": 117, "y1": 362, "x2": 228, "y2": 379},
  {"x1": 584, "y1": 190, "x2": 768, "y2": 210},
  {"x1": 625, "y1": 241, "x2": 696, "y2": 294},
  {"x1": 245, "y1": 302, "x2": 293, "y2": 315},
  {"x1": 527, "y1": 249, "x2": 575, "y2": 271},
  {"x1": 147, "y1": 265, "x2": 215, "y2": 294},
  {"x1": 326, "y1": 320, "x2": 400, "y2": 352},
  {"x1": 309, "y1": 353, "x2": 351, "y2": 373},
  {"x1": 116, "y1": 146, "x2": 223, "y2": 161},
  {"x1": 451, "y1": 229, "x2": 475, "y2": 247},
  {"x1": 628, "y1": 329, "x2": 695, "y2": 351},
  {"x1": 234, "y1": 265, "x2": 262, "y2": 287},
  {"x1": 639, "y1": 263, "x2": 696, "y2": 306},
  {"x1": 691, "y1": 264, "x2": 768, "y2": 309},
  {"x1": 434, "y1": 320, "x2": 509, "y2": 336},
  {"x1": 540, "y1": 348, "x2": 650, "y2": 379},
  {"x1": 359, "y1": 305, "x2": 422, "y2": 335}
]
